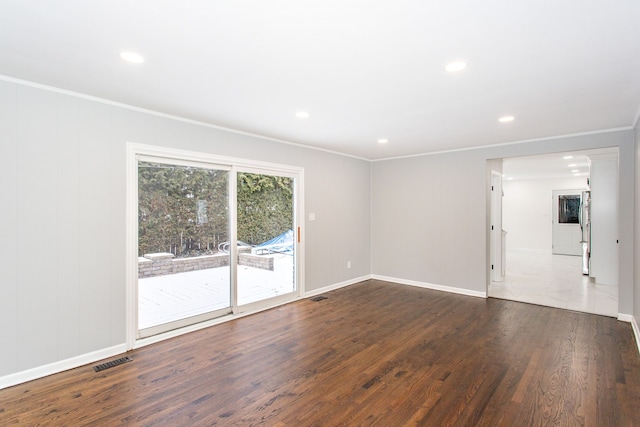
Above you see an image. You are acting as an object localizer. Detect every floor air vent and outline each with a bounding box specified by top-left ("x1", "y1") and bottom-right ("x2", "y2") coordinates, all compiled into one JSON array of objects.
[
  {"x1": 93, "y1": 356, "x2": 132, "y2": 372},
  {"x1": 310, "y1": 295, "x2": 328, "y2": 302}
]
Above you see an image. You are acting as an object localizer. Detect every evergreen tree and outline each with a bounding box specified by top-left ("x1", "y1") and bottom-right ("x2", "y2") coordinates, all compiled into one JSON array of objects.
[{"x1": 138, "y1": 163, "x2": 293, "y2": 257}]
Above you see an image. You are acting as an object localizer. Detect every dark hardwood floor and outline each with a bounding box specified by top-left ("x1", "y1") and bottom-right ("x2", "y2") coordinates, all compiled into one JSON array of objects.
[{"x1": 1, "y1": 280, "x2": 639, "y2": 426}]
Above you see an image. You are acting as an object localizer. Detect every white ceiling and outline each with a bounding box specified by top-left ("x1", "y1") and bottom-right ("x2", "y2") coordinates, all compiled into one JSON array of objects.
[{"x1": 1, "y1": 1, "x2": 639, "y2": 160}]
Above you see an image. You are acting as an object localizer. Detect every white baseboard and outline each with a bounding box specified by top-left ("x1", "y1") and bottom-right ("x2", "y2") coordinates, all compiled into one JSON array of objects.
[
  {"x1": 0, "y1": 344, "x2": 127, "y2": 390},
  {"x1": 633, "y1": 317, "x2": 640, "y2": 357},
  {"x1": 371, "y1": 275, "x2": 487, "y2": 298},
  {"x1": 618, "y1": 313, "x2": 633, "y2": 322},
  {"x1": 618, "y1": 314, "x2": 640, "y2": 356},
  {"x1": 304, "y1": 275, "x2": 372, "y2": 298}
]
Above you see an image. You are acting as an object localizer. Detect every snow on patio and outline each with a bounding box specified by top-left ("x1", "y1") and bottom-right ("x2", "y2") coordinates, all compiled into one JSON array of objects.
[{"x1": 138, "y1": 254, "x2": 294, "y2": 330}]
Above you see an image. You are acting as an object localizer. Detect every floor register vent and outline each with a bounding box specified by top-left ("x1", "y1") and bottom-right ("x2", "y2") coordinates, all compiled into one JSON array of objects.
[
  {"x1": 310, "y1": 295, "x2": 328, "y2": 302},
  {"x1": 93, "y1": 356, "x2": 132, "y2": 372}
]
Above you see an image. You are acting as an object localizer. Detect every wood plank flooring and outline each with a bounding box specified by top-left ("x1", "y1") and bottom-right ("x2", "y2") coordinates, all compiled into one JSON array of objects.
[{"x1": 1, "y1": 280, "x2": 639, "y2": 426}]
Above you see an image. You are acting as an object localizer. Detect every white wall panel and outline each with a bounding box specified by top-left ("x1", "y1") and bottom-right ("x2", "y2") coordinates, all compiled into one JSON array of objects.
[
  {"x1": 0, "y1": 81, "x2": 19, "y2": 377},
  {"x1": 617, "y1": 134, "x2": 636, "y2": 316},
  {"x1": 106, "y1": 107, "x2": 129, "y2": 345},
  {"x1": 589, "y1": 153, "x2": 618, "y2": 285},
  {"x1": 56, "y1": 95, "x2": 81, "y2": 359},
  {"x1": 372, "y1": 153, "x2": 482, "y2": 291},
  {"x1": 16, "y1": 87, "x2": 60, "y2": 370},
  {"x1": 77, "y1": 101, "x2": 117, "y2": 352}
]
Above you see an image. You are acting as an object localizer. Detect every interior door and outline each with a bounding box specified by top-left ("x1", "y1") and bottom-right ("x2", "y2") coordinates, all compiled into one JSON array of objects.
[
  {"x1": 552, "y1": 190, "x2": 583, "y2": 256},
  {"x1": 235, "y1": 169, "x2": 297, "y2": 309}
]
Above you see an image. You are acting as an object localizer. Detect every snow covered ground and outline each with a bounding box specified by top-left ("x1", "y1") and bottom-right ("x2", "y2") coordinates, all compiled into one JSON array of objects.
[{"x1": 138, "y1": 254, "x2": 294, "y2": 330}]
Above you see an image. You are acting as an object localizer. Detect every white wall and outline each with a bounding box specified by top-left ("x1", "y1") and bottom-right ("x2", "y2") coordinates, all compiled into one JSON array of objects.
[
  {"x1": 371, "y1": 130, "x2": 634, "y2": 310},
  {"x1": 634, "y1": 116, "x2": 640, "y2": 326},
  {"x1": 371, "y1": 150, "x2": 486, "y2": 293},
  {"x1": 502, "y1": 177, "x2": 587, "y2": 251},
  {"x1": 0, "y1": 79, "x2": 371, "y2": 380},
  {"x1": 589, "y1": 154, "x2": 619, "y2": 285}
]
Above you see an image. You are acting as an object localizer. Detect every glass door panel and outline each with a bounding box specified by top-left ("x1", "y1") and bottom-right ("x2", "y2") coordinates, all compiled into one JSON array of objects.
[
  {"x1": 137, "y1": 159, "x2": 231, "y2": 336},
  {"x1": 236, "y1": 171, "x2": 296, "y2": 306}
]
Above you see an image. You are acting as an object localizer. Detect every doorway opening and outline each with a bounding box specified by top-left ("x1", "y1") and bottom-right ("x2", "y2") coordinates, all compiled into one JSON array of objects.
[{"x1": 487, "y1": 148, "x2": 619, "y2": 317}]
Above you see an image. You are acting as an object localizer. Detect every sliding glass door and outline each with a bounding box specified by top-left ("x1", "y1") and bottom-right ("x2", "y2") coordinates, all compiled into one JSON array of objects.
[
  {"x1": 137, "y1": 158, "x2": 231, "y2": 338},
  {"x1": 131, "y1": 148, "x2": 302, "y2": 340},
  {"x1": 236, "y1": 170, "x2": 296, "y2": 307}
]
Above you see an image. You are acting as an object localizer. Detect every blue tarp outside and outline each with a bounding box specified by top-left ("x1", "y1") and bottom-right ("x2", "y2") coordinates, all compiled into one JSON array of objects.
[{"x1": 256, "y1": 229, "x2": 294, "y2": 255}]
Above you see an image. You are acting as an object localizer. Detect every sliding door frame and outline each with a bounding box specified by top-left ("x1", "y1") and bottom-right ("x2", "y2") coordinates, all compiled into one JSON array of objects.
[
  {"x1": 233, "y1": 165, "x2": 300, "y2": 314},
  {"x1": 126, "y1": 143, "x2": 305, "y2": 350},
  {"x1": 135, "y1": 155, "x2": 233, "y2": 339}
]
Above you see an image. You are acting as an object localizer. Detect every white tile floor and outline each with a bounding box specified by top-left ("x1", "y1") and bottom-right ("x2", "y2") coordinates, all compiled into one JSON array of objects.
[{"x1": 488, "y1": 249, "x2": 618, "y2": 317}]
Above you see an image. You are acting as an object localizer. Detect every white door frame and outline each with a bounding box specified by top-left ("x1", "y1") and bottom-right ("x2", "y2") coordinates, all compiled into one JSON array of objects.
[
  {"x1": 232, "y1": 165, "x2": 301, "y2": 315},
  {"x1": 490, "y1": 171, "x2": 503, "y2": 282},
  {"x1": 126, "y1": 143, "x2": 304, "y2": 350}
]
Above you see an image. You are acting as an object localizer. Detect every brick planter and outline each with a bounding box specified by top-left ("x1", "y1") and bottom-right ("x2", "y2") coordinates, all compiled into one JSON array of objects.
[{"x1": 138, "y1": 251, "x2": 274, "y2": 278}]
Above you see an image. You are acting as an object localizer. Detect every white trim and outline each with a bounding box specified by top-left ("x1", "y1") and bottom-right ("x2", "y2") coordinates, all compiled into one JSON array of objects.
[
  {"x1": 127, "y1": 143, "x2": 305, "y2": 345},
  {"x1": 125, "y1": 144, "x2": 138, "y2": 350},
  {"x1": 134, "y1": 300, "x2": 293, "y2": 349},
  {"x1": 0, "y1": 344, "x2": 127, "y2": 390},
  {"x1": 371, "y1": 127, "x2": 633, "y2": 162},
  {"x1": 129, "y1": 143, "x2": 304, "y2": 175},
  {"x1": 371, "y1": 275, "x2": 487, "y2": 298},
  {"x1": 229, "y1": 165, "x2": 239, "y2": 313},
  {"x1": 295, "y1": 171, "x2": 306, "y2": 297},
  {"x1": 617, "y1": 313, "x2": 633, "y2": 322},
  {"x1": 304, "y1": 275, "x2": 372, "y2": 298},
  {"x1": 0, "y1": 74, "x2": 368, "y2": 161},
  {"x1": 490, "y1": 171, "x2": 503, "y2": 282},
  {"x1": 632, "y1": 316, "x2": 640, "y2": 356}
]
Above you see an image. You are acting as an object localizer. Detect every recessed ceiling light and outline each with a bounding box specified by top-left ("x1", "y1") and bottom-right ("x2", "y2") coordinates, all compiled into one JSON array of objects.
[
  {"x1": 563, "y1": 155, "x2": 574, "y2": 160},
  {"x1": 498, "y1": 115, "x2": 515, "y2": 123},
  {"x1": 444, "y1": 61, "x2": 467, "y2": 72},
  {"x1": 119, "y1": 51, "x2": 144, "y2": 64},
  {"x1": 507, "y1": 177, "x2": 514, "y2": 180},
  {"x1": 571, "y1": 169, "x2": 579, "y2": 173},
  {"x1": 377, "y1": 138, "x2": 388, "y2": 144},
  {"x1": 295, "y1": 111, "x2": 309, "y2": 119},
  {"x1": 568, "y1": 163, "x2": 577, "y2": 167}
]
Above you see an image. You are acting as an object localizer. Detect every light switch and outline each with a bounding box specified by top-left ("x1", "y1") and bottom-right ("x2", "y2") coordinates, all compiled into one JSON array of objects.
[{"x1": 309, "y1": 212, "x2": 316, "y2": 221}]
